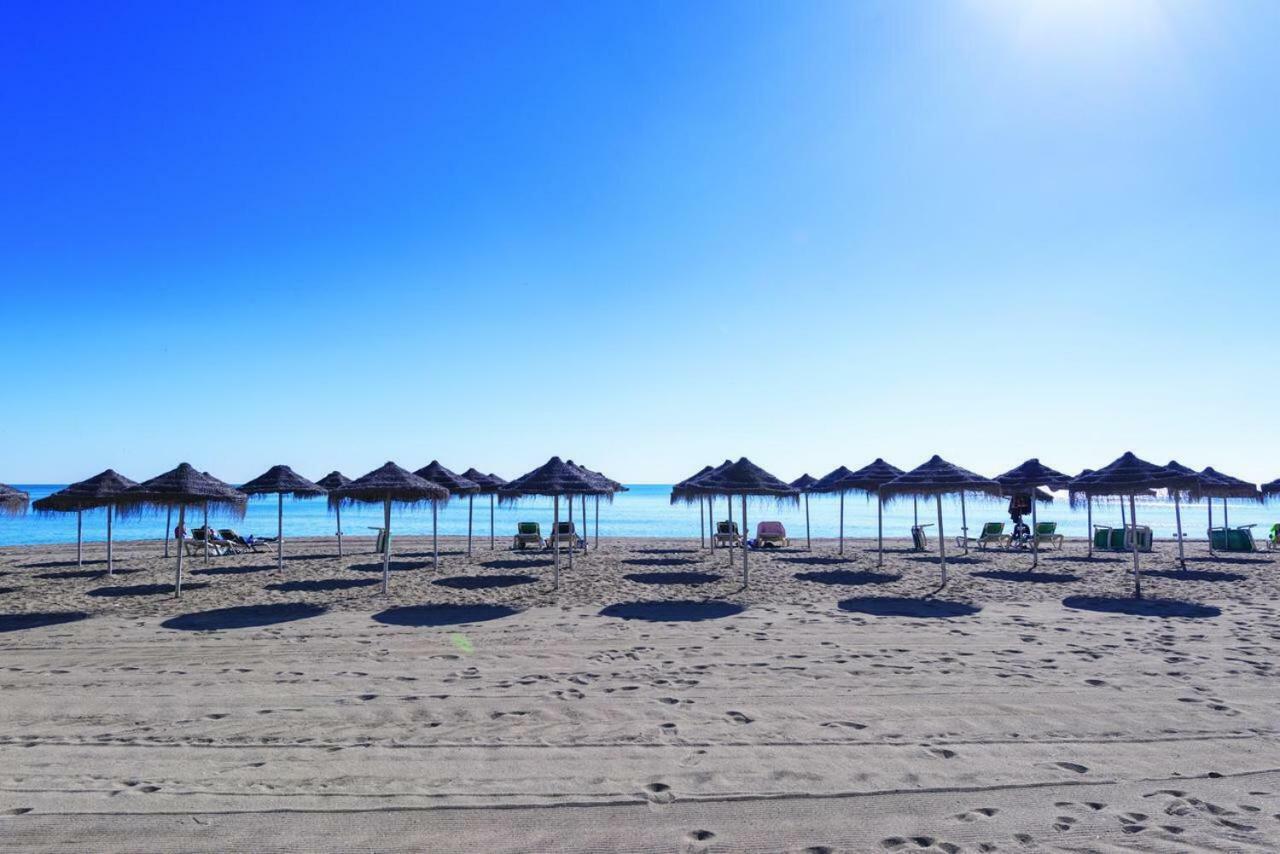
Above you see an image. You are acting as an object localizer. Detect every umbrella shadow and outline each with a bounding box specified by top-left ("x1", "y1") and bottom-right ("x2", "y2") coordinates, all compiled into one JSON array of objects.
[
  {"x1": 599, "y1": 600, "x2": 745, "y2": 621},
  {"x1": 778, "y1": 556, "x2": 854, "y2": 566},
  {"x1": 1141, "y1": 569, "x2": 1246, "y2": 583},
  {"x1": 265, "y1": 578, "x2": 380, "y2": 593},
  {"x1": 162, "y1": 603, "x2": 328, "y2": 631},
  {"x1": 971, "y1": 570, "x2": 1080, "y2": 584},
  {"x1": 373, "y1": 604, "x2": 520, "y2": 627},
  {"x1": 1185, "y1": 555, "x2": 1271, "y2": 566},
  {"x1": 633, "y1": 547, "x2": 699, "y2": 554},
  {"x1": 623, "y1": 572, "x2": 724, "y2": 586},
  {"x1": 0, "y1": 612, "x2": 90, "y2": 633},
  {"x1": 1045, "y1": 554, "x2": 1122, "y2": 564},
  {"x1": 88, "y1": 583, "x2": 209, "y2": 597},
  {"x1": 0, "y1": 587, "x2": 16, "y2": 596},
  {"x1": 837, "y1": 597, "x2": 981, "y2": 618},
  {"x1": 432, "y1": 575, "x2": 538, "y2": 590},
  {"x1": 795, "y1": 570, "x2": 899, "y2": 586},
  {"x1": 23, "y1": 559, "x2": 107, "y2": 569},
  {"x1": 1062, "y1": 595, "x2": 1220, "y2": 619},
  {"x1": 347, "y1": 561, "x2": 434, "y2": 573},
  {"x1": 906, "y1": 555, "x2": 985, "y2": 566},
  {"x1": 402, "y1": 549, "x2": 468, "y2": 558},
  {"x1": 480, "y1": 558, "x2": 553, "y2": 570},
  {"x1": 192, "y1": 564, "x2": 277, "y2": 577},
  {"x1": 34, "y1": 568, "x2": 143, "y2": 580},
  {"x1": 621, "y1": 557, "x2": 701, "y2": 568}
]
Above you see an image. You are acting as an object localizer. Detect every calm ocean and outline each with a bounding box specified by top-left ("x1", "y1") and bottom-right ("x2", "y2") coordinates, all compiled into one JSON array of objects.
[{"x1": 1, "y1": 484, "x2": 1273, "y2": 547}]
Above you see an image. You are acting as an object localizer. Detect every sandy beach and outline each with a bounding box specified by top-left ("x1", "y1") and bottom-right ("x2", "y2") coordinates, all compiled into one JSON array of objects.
[{"x1": 2, "y1": 535, "x2": 1279, "y2": 852}]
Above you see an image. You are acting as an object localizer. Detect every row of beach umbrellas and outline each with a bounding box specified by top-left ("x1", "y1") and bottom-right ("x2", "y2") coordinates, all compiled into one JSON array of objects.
[{"x1": 671, "y1": 453, "x2": 1279, "y2": 598}]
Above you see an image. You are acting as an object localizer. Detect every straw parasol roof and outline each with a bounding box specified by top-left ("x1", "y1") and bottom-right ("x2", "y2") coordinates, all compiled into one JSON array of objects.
[
  {"x1": 499, "y1": 457, "x2": 613, "y2": 504},
  {"x1": 117, "y1": 463, "x2": 247, "y2": 517},
  {"x1": 678, "y1": 457, "x2": 799, "y2": 502},
  {"x1": 32, "y1": 470, "x2": 138, "y2": 513},
  {"x1": 566, "y1": 460, "x2": 626, "y2": 496},
  {"x1": 790, "y1": 473, "x2": 818, "y2": 492},
  {"x1": 315, "y1": 471, "x2": 352, "y2": 491},
  {"x1": 842, "y1": 459, "x2": 906, "y2": 493},
  {"x1": 994, "y1": 459, "x2": 1071, "y2": 498},
  {"x1": 414, "y1": 461, "x2": 480, "y2": 496},
  {"x1": 328, "y1": 462, "x2": 450, "y2": 507},
  {"x1": 1264, "y1": 479, "x2": 1280, "y2": 500},
  {"x1": 0, "y1": 483, "x2": 30, "y2": 516},
  {"x1": 879, "y1": 456, "x2": 1003, "y2": 502},
  {"x1": 670, "y1": 464, "x2": 720, "y2": 504},
  {"x1": 240, "y1": 465, "x2": 326, "y2": 497},
  {"x1": 1196, "y1": 467, "x2": 1262, "y2": 501},
  {"x1": 1067, "y1": 452, "x2": 1199, "y2": 502},
  {"x1": 809, "y1": 466, "x2": 858, "y2": 495},
  {"x1": 461, "y1": 469, "x2": 507, "y2": 494}
]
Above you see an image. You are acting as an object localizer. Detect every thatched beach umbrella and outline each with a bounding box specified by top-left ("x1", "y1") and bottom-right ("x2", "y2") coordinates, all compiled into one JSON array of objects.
[
  {"x1": 993, "y1": 459, "x2": 1071, "y2": 568},
  {"x1": 117, "y1": 463, "x2": 247, "y2": 597},
  {"x1": 414, "y1": 462, "x2": 479, "y2": 564},
  {"x1": 500, "y1": 457, "x2": 613, "y2": 586},
  {"x1": 240, "y1": 465, "x2": 326, "y2": 572},
  {"x1": 790, "y1": 474, "x2": 818, "y2": 550},
  {"x1": 1068, "y1": 452, "x2": 1199, "y2": 598},
  {"x1": 328, "y1": 462, "x2": 449, "y2": 594},
  {"x1": 880, "y1": 456, "x2": 1003, "y2": 585},
  {"x1": 1264, "y1": 479, "x2": 1280, "y2": 500},
  {"x1": 1196, "y1": 467, "x2": 1262, "y2": 554},
  {"x1": 839, "y1": 459, "x2": 907, "y2": 568},
  {"x1": 673, "y1": 465, "x2": 717, "y2": 548},
  {"x1": 1, "y1": 483, "x2": 30, "y2": 517},
  {"x1": 462, "y1": 469, "x2": 507, "y2": 551},
  {"x1": 316, "y1": 471, "x2": 352, "y2": 556},
  {"x1": 1159, "y1": 460, "x2": 1205, "y2": 568},
  {"x1": 809, "y1": 466, "x2": 860, "y2": 556},
  {"x1": 32, "y1": 469, "x2": 137, "y2": 573},
  {"x1": 678, "y1": 458, "x2": 798, "y2": 586},
  {"x1": 568, "y1": 461, "x2": 625, "y2": 550}
]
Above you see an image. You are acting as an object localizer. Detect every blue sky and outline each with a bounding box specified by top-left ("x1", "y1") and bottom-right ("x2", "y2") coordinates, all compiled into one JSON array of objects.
[{"x1": 3, "y1": 1, "x2": 1278, "y2": 484}]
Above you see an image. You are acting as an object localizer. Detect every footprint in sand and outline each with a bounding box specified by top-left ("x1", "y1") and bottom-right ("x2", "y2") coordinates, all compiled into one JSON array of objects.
[
  {"x1": 1052, "y1": 816, "x2": 1076, "y2": 831},
  {"x1": 1052, "y1": 762, "x2": 1088, "y2": 774},
  {"x1": 927, "y1": 747, "x2": 958, "y2": 759},
  {"x1": 954, "y1": 807, "x2": 998, "y2": 822},
  {"x1": 4, "y1": 808, "x2": 32, "y2": 815},
  {"x1": 682, "y1": 829, "x2": 715, "y2": 852},
  {"x1": 725, "y1": 711, "x2": 754, "y2": 724},
  {"x1": 642, "y1": 782, "x2": 675, "y2": 804}
]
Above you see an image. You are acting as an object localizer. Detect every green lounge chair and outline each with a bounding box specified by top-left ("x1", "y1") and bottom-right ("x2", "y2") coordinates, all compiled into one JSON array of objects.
[
  {"x1": 1093, "y1": 526, "x2": 1112, "y2": 550},
  {"x1": 1210, "y1": 525, "x2": 1258, "y2": 552},
  {"x1": 1270, "y1": 524, "x2": 1280, "y2": 551},
  {"x1": 513, "y1": 522, "x2": 543, "y2": 550},
  {"x1": 1033, "y1": 522, "x2": 1063, "y2": 550}
]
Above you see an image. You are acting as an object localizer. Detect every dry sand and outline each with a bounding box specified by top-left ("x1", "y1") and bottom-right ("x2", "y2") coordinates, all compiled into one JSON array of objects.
[{"x1": 1, "y1": 534, "x2": 1279, "y2": 852}]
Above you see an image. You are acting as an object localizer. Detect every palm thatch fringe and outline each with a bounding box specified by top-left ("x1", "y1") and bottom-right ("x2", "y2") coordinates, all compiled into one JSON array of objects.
[
  {"x1": 0, "y1": 483, "x2": 29, "y2": 516},
  {"x1": 789, "y1": 473, "x2": 818, "y2": 492},
  {"x1": 1067, "y1": 452, "x2": 1200, "y2": 505},
  {"x1": 315, "y1": 471, "x2": 352, "y2": 491},
  {"x1": 240, "y1": 465, "x2": 326, "y2": 498},
  {"x1": 1196, "y1": 467, "x2": 1262, "y2": 502},
  {"x1": 31, "y1": 469, "x2": 137, "y2": 514},
  {"x1": 675, "y1": 457, "x2": 799, "y2": 504},
  {"x1": 879, "y1": 455, "x2": 1002, "y2": 504},
  {"x1": 115, "y1": 464, "x2": 247, "y2": 518},
  {"x1": 498, "y1": 457, "x2": 613, "y2": 505},
  {"x1": 414, "y1": 461, "x2": 481, "y2": 495},
  {"x1": 461, "y1": 469, "x2": 508, "y2": 495},
  {"x1": 328, "y1": 462, "x2": 449, "y2": 508}
]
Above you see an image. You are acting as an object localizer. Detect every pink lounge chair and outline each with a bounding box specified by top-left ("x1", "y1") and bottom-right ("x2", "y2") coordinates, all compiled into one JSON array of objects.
[{"x1": 755, "y1": 521, "x2": 789, "y2": 548}]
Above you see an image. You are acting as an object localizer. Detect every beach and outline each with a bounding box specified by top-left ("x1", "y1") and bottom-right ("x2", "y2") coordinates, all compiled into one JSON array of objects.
[{"x1": 2, "y1": 536, "x2": 1279, "y2": 852}]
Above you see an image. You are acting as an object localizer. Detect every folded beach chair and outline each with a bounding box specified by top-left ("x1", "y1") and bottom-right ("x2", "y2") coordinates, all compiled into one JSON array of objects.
[
  {"x1": 1033, "y1": 522, "x2": 1064, "y2": 550},
  {"x1": 1270, "y1": 524, "x2": 1280, "y2": 551},
  {"x1": 366, "y1": 526, "x2": 390, "y2": 554},
  {"x1": 957, "y1": 522, "x2": 1008, "y2": 550},
  {"x1": 1210, "y1": 525, "x2": 1258, "y2": 552},
  {"x1": 754, "y1": 521, "x2": 789, "y2": 548},
  {"x1": 546, "y1": 521, "x2": 583, "y2": 551},
  {"x1": 714, "y1": 521, "x2": 741, "y2": 548},
  {"x1": 1124, "y1": 525, "x2": 1153, "y2": 553},
  {"x1": 512, "y1": 522, "x2": 543, "y2": 550},
  {"x1": 911, "y1": 523, "x2": 932, "y2": 551},
  {"x1": 1093, "y1": 526, "x2": 1112, "y2": 551}
]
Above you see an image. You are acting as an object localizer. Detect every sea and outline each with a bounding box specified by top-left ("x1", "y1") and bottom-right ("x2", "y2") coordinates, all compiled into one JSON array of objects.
[{"x1": 1, "y1": 484, "x2": 1273, "y2": 547}]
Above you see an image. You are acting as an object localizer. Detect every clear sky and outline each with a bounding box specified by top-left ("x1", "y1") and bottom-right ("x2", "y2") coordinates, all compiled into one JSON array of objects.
[{"x1": 3, "y1": 1, "x2": 1278, "y2": 485}]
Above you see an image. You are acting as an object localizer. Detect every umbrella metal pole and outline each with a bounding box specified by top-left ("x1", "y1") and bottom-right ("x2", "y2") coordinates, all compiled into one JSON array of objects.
[
  {"x1": 742, "y1": 496, "x2": 749, "y2": 587},
  {"x1": 174, "y1": 505, "x2": 186, "y2": 598},
  {"x1": 1208, "y1": 501, "x2": 1214, "y2": 555},
  {"x1": 839, "y1": 493, "x2": 844, "y2": 555},
  {"x1": 107, "y1": 506, "x2": 114, "y2": 576},
  {"x1": 804, "y1": 493, "x2": 811, "y2": 551},
  {"x1": 467, "y1": 494, "x2": 473, "y2": 557},
  {"x1": 594, "y1": 495, "x2": 599, "y2": 550},
  {"x1": 382, "y1": 497, "x2": 391, "y2": 594},
  {"x1": 1031, "y1": 493, "x2": 1038, "y2": 569},
  {"x1": 1223, "y1": 499, "x2": 1230, "y2": 549},
  {"x1": 1130, "y1": 494, "x2": 1142, "y2": 599},
  {"x1": 432, "y1": 503, "x2": 439, "y2": 569},
  {"x1": 1174, "y1": 492, "x2": 1185, "y2": 569},
  {"x1": 960, "y1": 494, "x2": 968, "y2": 555},
  {"x1": 727, "y1": 495, "x2": 734, "y2": 566},
  {"x1": 914, "y1": 497, "x2": 918, "y2": 528},
  {"x1": 699, "y1": 497, "x2": 705, "y2": 548},
  {"x1": 567, "y1": 495, "x2": 574, "y2": 570},
  {"x1": 710, "y1": 497, "x2": 716, "y2": 550},
  {"x1": 877, "y1": 494, "x2": 884, "y2": 568},
  {"x1": 277, "y1": 493, "x2": 284, "y2": 572},
  {"x1": 936, "y1": 495, "x2": 947, "y2": 585},
  {"x1": 76, "y1": 510, "x2": 83, "y2": 567},
  {"x1": 336, "y1": 504, "x2": 343, "y2": 558},
  {"x1": 553, "y1": 495, "x2": 560, "y2": 588},
  {"x1": 1087, "y1": 498, "x2": 1093, "y2": 558},
  {"x1": 203, "y1": 502, "x2": 210, "y2": 564},
  {"x1": 490, "y1": 495, "x2": 495, "y2": 550},
  {"x1": 164, "y1": 507, "x2": 171, "y2": 558},
  {"x1": 582, "y1": 495, "x2": 588, "y2": 549}
]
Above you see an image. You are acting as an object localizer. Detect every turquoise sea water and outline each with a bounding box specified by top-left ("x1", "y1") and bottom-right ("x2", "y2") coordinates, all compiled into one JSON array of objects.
[{"x1": 2, "y1": 484, "x2": 1275, "y2": 547}]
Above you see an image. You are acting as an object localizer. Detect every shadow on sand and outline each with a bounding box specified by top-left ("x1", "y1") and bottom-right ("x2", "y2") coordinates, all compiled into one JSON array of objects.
[
  {"x1": 0, "y1": 612, "x2": 89, "y2": 633},
  {"x1": 347, "y1": 561, "x2": 433, "y2": 573},
  {"x1": 778, "y1": 555, "x2": 854, "y2": 566},
  {"x1": 633, "y1": 547, "x2": 700, "y2": 555},
  {"x1": 480, "y1": 558, "x2": 553, "y2": 570},
  {"x1": 192, "y1": 564, "x2": 276, "y2": 577},
  {"x1": 598, "y1": 600, "x2": 745, "y2": 622},
  {"x1": 162, "y1": 603, "x2": 327, "y2": 631},
  {"x1": 88, "y1": 583, "x2": 208, "y2": 597},
  {"x1": 621, "y1": 557, "x2": 701, "y2": 568},
  {"x1": 837, "y1": 596, "x2": 981, "y2": 618},
  {"x1": 35, "y1": 568, "x2": 142, "y2": 580},
  {"x1": 972, "y1": 570, "x2": 1080, "y2": 584},
  {"x1": 1185, "y1": 555, "x2": 1272, "y2": 566},
  {"x1": 795, "y1": 570, "x2": 899, "y2": 586},
  {"x1": 623, "y1": 572, "x2": 723, "y2": 586},
  {"x1": 433, "y1": 575, "x2": 538, "y2": 590},
  {"x1": 265, "y1": 578, "x2": 379, "y2": 593},
  {"x1": 372, "y1": 604, "x2": 520, "y2": 627},
  {"x1": 1141, "y1": 569, "x2": 1246, "y2": 583},
  {"x1": 1061, "y1": 595, "x2": 1220, "y2": 619}
]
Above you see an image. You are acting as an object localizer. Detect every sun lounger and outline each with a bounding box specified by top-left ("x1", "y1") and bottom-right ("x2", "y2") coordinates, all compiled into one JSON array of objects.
[
  {"x1": 714, "y1": 521, "x2": 741, "y2": 547},
  {"x1": 1270, "y1": 524, "x2": 1280, "y2": 551},
  {"x1": 1093, "y1": 526, "x2": 1112, "y2": 550},
  {"x1": 546, "y1": 521, "x2": 583, "y2": 551},
  {"x1": 512, "y1": 522, "x2": 543, "y2": 550},
  {"x1": 184, "y1": 539, "x2": 227, "y2": 557},
  {"x1": 1033, "y1": 522, "x2": 1064, "y2": 550},
  {"x1": 1124, "y1": 525, "x2": 1153, "y2": 552},
  {"x1": 366, "y1": 526, "x2": 390, "y2": 554},
  {"x1": 1210, "y1": 525, "x2": 1258, "y2": 552},
  {"x1": 219, "y1": 529, "x2": 264, "y2": 553},
  {"x1": 753, "y1": 521, "x2": 789, "y2": 548},
  {"x1": 957, "y1": 522, "x2": 1008, "y2": 550},
  {"x1": 911, "y1": 523, "x2": 932, "y2": 551}
]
